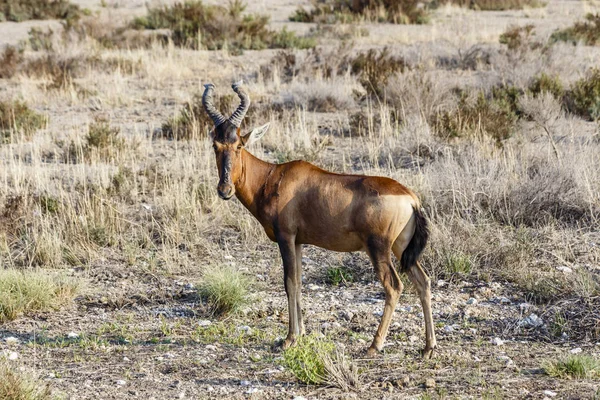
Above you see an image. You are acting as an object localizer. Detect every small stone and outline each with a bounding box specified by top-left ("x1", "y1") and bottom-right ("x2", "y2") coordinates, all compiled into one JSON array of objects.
[
  {"x1": 436, "y1": 280, "x2": 446, "y2": 287},
  {"x1": 8, "y1": 352, "x2": 18, "y2": 360},
  {"x1": 307, "y1": 284, "x2": 321, "y2": 291},
  {"x1": 250, "y1": 353, "x2": 262, "y2": 362},
  {"x1": 519, "y1": 313, "x2": 543, "y2": 328},
  {"x1": 373, "y1": 310, "x2": 383, "y2": 317},
  {"x1": 473, "y1": 356, "x2": 481, "y2": 362},
  {"x1": 424, "y1": 378, "x2": 436, "y2": 388},
  {"x1": 240, "y1": 380, "x2": 251, "y2": 386},
  {"x1": 491, "y1": 337, "x2": 505, "y2": 346},
  {"x1": 237, "y1": 325, "x2": 253, "y2": 335},
  {"x1": 205, "y1": 345, "x2": 218, "y2": 351},
  {"x1": 340, "y1": 311, "x2": 354, "y2": 321},
  {"x1": 556, "y1": 266, "x2": 572, "y2": 273},
  {"x1": 293, "y1": 397, "x2": 307, "y2": 400},
  {"x1": 246, "y1": 388, "x2": 260, "y2": 394},
  {"x1": 498, "y1": 297, "x2": 511, "y2": 304},
  {"x1": 395, "y1": 376, "x2": 410, "y2": 387},
  {"x1": 4, "y1": 337, "x2": 19, "y2": 345},
  {"x1": 116, "y1": 380, "x2": 126, "y2": 386},
  {"x1": 67, "y1": 332, "x2": 79, "y2": 339},
  {"x1": 321, "y1": 322, "x2": 331, "y2": 330},
  {"x1": 570, "y1": 347, "x2": 582, "y2": 354},
  {"x1": 469, "y1": 328, "x2": 477, "y2": 334},
  {"x1": 197, "y1": 320, "x2": 212, "y2": 327},
  {"x1": 443, "y1": 325, "x2": 454, "y2": 333},
  {"x1": 543, "y1": 390, "x2": 557, "y2": 397},
  {"x1": 123, "y1": 357, "x2": 130, "y2": 361},
  {"x1": 466, "y1": 297, "x2": 478, "y2": 305}
]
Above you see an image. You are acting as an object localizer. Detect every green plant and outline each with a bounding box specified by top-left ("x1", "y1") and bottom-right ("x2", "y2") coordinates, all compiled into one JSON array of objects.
[
  {"x1": 283, "y1": 334, "x2": 336, "y2": 384},
  {"x1": 443, "y1": 251, "x2": 473, "y2": 276},
  {"x1": 0, "y1": 100, "x2": 46, "y2": 143},
  {"x1": 290, "y1": 0, "x2": 430, "y2": 24},
  {"x1": 85, "y1": 117, "x2": 124, "y2": 154},
  {"x1": 133, "y1": 0, "x2": 314, "y2": 51},
  {"x1": 0, "y1": 0, "x2": 81, "y2": 22},
  {"x1": 326, "y1": 266, "x2": 354, "y2": 286},
  {"x1": 435, "y1": 0, "x2": 544, "y2": 10},
  {"x1": 0, "y1": 361, "x2": 53, "y2": 400},
  {"x1": 0, "y1": 45, "x2": 24, "y2": 78},
  {"x1": 528, "y1": 73, "x2": 564, "y2": 99},
  {"x1": 544, "y1": 355, "x2": 600, "y2": 379},
  {"x1": 567, "y1": 68, "x2": 600, "y2": 120},
  {"x1": 551, "y1": 13, "x2": 600, "y2": 46},
  {"x1": 0, "y1": 269, "x2": 80, "y2": 322},
  {"x1": 199, "y1": 266, "x2": 250, "y2": 316}
]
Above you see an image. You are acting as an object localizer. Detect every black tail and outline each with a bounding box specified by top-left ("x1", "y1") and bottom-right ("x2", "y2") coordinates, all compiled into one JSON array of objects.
[{"x1": 400, "y1": 206, "x2": 429, "y2": 273}]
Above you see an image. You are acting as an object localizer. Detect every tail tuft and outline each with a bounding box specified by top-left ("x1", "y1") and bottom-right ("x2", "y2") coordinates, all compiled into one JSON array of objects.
[{"x1": 400, "y1": 207, "x2": 429, "y2": 272}]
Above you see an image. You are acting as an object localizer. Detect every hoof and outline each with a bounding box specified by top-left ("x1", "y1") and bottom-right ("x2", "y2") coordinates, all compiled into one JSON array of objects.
[
  {"x1": 366, "y1": 346, "x2": 380, "y2": 357},
  {"x1": 421, "y1": 346, "x2": 436, "y2": 359},
  {"x1": 282, "y1": 336, "x2": 297, "y2": 350}
]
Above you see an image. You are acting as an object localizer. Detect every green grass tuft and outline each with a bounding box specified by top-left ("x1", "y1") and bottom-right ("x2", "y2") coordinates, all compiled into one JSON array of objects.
[
  {"x1": 544, "y1": 355, "x2": 600, "y2": 379},
  {"x1": 0, "y1": 361, "x2": 53, "y2": 400},
  {"x1": 199, "y1": 266, "x2": 250, "y2": 316},
  {"x1": 0, "y1": 269, "x2": 81, "y2": 322},
  {"x1": 0, "y1": 100, "x2": 46, "y2": 143},
  {"x1": 282, "y1": 334, "x2": 336, "y2": 385},
  {"x1": 0, "y1": 0, "x2": 80, "y2": 23},
  {"x1": 326, "y1": 266, "x2": 353, "y2": 286},
  {"x1": 551, "y1": 13, "x2": 600, "y2": 46}
]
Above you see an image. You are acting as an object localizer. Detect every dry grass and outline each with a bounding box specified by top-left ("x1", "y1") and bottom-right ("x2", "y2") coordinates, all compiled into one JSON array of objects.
[
  {"x1": 0, "y1": 0, "x2": 81, "y2": 22},
  {"x1": 0, "y1": 100, "x2": 46, "y2": 143},
  {"x1": 551, "y1": 13, "x2": 600, "y2": 46},
  {"x1": 438, "y1": 0, "x2": 545, "y2": 10},
  {"x1": 0, "y1": 269, "x2": 81, "y2": 322},
  {"x1": 0, "y1": 362, "x2": 53, "y2": 400}
]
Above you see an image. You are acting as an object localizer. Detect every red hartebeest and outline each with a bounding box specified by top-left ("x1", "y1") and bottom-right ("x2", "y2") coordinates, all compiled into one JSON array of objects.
[{"x1": 202, "y1": 82, "x2": 437, "y2": 358}]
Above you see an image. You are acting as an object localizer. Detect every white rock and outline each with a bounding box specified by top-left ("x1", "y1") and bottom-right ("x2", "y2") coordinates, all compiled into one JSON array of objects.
[
  {"x1": 197, "y1": 320, "x2": 212, "y2": 327},
  {"x1": 519, "y1": 303, "x2": 531, "y2": 311},
  {"x1": 67, "y1": 332, "x2": 79, "y2": 339},
  {"x1": 443, "y1": 325, "x2": 454, "y2": 333},
  {"x1": 293, "y1": 397, "x2": 307, "y2": 400},
  {"x1": 246, "y1": 388, "x2": 260, "y2": 394},
  {"x1": 466, "y1": 298, "x2": 478, "y2": 305},
  {"x1": 373, "y1": 310, "x2": 383, "y2": 317},
  {"x1": 556, "y1": 266, "x2": 572, "y2": 273},
  {"x1": 491, "y1": 337, "x2": 505, "y2": 346},
  {"x1": 4, "y1": 337, "x2": 19, "y2": 345},
  {"x1": 205, "y1": 345, "x2": 218, "y2": 351},
  {"x1": 307, "y1": 284, "x2": 321, "y2": 291},
  {"x1": 473, "y1": 356, "x2": 481, "y2": 362},
  {"x1": 570, "y1": 347, "x2": 582, "y2": 354},
  {"x1": 469, "y1": 328, "x2": 477, "y2": 334},
  {"x1": 116, "y1": 380, "x2": 126, "y2": 386},
  {"x1": 321, "y1": 322, "x2": 331, "y2": 330},
  {"x1": 123, "y1": 357, "x2": 130, "y2": 361},
  {"x1": 543, "y1": 390, "x2": 557, "y2": 397},
  {"x1": 436, "y1": 280, "x2": 447, "y2": 287},
  {"x1": 519, "y1": 313, "x2": 543, "y2": 328},
  {"x1": 240, "y1": 380, "x2": 251, "y2": 386},
  {"x1": 8, "y1": 352, "x2": 18, "y2": 360},
  {"x1": 224, "y1": 255, "x2": 233, "y2": 260},
  {"x1": 238, "y1": 325, "x2": 253, "y2": 334}
]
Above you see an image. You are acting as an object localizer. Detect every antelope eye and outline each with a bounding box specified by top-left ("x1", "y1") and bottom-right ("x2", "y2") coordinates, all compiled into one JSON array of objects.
[
  {"x1": 212, "y1": 143, "x2": 218, "y2": 151},
  {"x1": 237, "y1": 144, "x2": 243, "y2": 150}
]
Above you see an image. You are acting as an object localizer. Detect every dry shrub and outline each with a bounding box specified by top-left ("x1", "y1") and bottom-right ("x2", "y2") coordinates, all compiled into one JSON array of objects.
[
  {"x1": 551, "y1": 13, "x2": 600, "y2": 46},
  {"x1": 528, "y1": 72, "x2": 564, "y2": 99},
  {"x1": 0, "y1": 0, "x2": 81, "y2": 22},
  {"x1": 499, "y1": 24, "x2": 537, "y2": 51},
  {"x1": 436, "y1": 0, "x2": 544, "y2": 10},
  {"x1": 432, "y1": 89, "x2": 518, "y2": 144},
  {"x1": 133, "y1": 0, "x2": 315, "y2": 51},
  {"x1": 290, "y1": 0, "x2": 429, "y2": 24},
  {"x1": 0, "y1": 100, "x2": 46, "y2": 143},
  {"x1": 0, "y1": 46, "x2": 24, "y2": 79},
  {"x1": 350, "y1": 47, "x2": 407, "y2": 99},
  {"x1": 566, "y1": 68, "x2": 600, "y2": 121}
]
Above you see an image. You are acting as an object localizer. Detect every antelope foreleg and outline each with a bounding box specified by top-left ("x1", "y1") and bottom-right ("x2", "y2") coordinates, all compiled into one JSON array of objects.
[{"x1": 278, "y1": 236, "x2": 300, "y2": 349}]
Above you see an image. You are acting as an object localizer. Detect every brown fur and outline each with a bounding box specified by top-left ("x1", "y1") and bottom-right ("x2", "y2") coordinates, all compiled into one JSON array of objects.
[{"x1": 212, "y1": 129, "x2": 437, "y2": 358}]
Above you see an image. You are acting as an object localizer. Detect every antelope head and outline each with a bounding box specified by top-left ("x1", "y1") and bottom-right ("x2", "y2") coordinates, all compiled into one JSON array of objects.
[{"x1": 202, "y1": 82, "x2": 270, "y2": 200}]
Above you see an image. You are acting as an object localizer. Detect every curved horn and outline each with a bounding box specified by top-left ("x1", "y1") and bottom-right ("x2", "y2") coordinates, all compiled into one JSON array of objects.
[
  {"x1": 202, "y1": 84, "x2": 227, "y2": 127},
  {"x1": 228, "y1": 80, "x2": 250, "y2": 128}
]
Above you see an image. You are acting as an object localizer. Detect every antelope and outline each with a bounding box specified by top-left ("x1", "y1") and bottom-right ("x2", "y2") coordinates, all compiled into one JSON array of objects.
[{"x1": 202, "y1": 82, "x2": 437, "y2": 358}]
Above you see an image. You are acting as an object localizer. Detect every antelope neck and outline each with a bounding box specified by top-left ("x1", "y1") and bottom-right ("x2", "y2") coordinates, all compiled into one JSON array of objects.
[{"x1": 234, "y1": 149, "x2": 276, "y2": 216}]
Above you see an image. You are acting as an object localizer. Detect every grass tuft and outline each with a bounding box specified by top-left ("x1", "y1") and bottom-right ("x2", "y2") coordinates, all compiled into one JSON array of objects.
[
  {"x1": 283, "y1": 334, "x2": 335, "y2": 385},
  {"x1": 326, "y1": 266, "x2": 354, "y2": 286},
  {"x1": 199, "y1": 266, "x2": 250, "y2": 316},
  {"x1": 436, "y1": 0, "x2": 544, "y2": 11},
  {"x1": 0, "y1": 0, "x2": 80, "y2": 23},
  {"x1": 567, "y1": 68, "x2": 600, "y2": 121},
  {"x1": 0, "y1": 269, "x2": 81, "y2": 322},
  {"x1": 544, "y1": 355, "x2": 600, "y2": 379},
  {"x1": 0, "y1": 361, "x2": 53, "y2": 400}
]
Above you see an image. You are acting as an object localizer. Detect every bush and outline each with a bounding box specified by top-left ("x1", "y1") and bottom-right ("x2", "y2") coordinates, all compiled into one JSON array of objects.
[
  {"x1": 0, "y1": 46, "x2": 24, "y2": 79},
  {"x1": 544, "y1": 355, "x2": 600, "y2": 379},
  {"x1": 0, "y1": 0, "x2": 80, "y2": 22},
  {"x1": 528, "y1": 73, "x2": 564, "y2": 99},
  {"x1": 326, "y1": 266, "x2": 353, "y2": 286},
  {"x1": 350, "y1": 47, "x2": 406, "y2": 99},
  {"x1": 0, "y1": 362, "x2": 53, "y2": 400},
  {"x1": 85, "y1": 117, "x2": 125, "y2": 159},
  {"x1": 435, "y1": 0, "x2": 544, "y2": 10},
  {"x1": 283, "y1": 334, "x2": 335, "y2": 385},
  {"x1": 432, "y1": 90, "x2": 519, "y2": 144},
  {"x1": 199, "y1": 266, "x2": 250, "y2": 316},
  {"x1": 289, "y1": 0, "x2": 430, "y2": 24},
  {"x1": 133, "y1": 0, "x2": 315, "y2": 51},
  {"x1": 0, "y1": 100, "x2": 46, "y2": 143},
  {"x1": 499, "y1": 24, "x2": 536, "y2": 51},
  {"x1": 567, "y1": 68, "x2": 600, "y2": 120},
  {"x1": 0, "y1": 269, "x2": 80, "y2": 322},
  {"x1": 551, "y1": 13, "x2": 600, "y2": 46}
]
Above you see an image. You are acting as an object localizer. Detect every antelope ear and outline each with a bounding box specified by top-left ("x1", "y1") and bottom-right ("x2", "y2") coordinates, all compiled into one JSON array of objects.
[{"x1": 241, "y1": 123, "x2": 270, "y2": 146}]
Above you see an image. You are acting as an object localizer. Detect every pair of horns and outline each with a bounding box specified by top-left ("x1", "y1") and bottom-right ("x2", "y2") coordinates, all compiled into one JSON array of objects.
[{"x1": 202, "y1": 81, "x2": 250, "y2": 128}]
